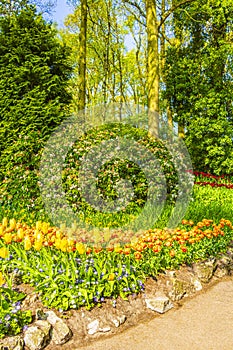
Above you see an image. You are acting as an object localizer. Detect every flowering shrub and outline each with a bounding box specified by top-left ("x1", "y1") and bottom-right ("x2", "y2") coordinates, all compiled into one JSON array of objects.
[{"x1": 62, "y1": 122, "x2": 179, "y2": 228}]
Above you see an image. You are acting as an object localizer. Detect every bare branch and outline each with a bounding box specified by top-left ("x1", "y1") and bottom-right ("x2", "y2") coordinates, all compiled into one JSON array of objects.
[{"x1": 122, "y1": 0, "x2": 146, "y2": 19}]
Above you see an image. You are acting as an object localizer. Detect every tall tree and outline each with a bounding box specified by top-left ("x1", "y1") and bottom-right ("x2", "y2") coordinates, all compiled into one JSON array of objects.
[
  {"x1": 63, "y1": 0, "x2": 127, "y2": 111},
  {"x1": 123, "y1": 0, "x2": 195, "y2": 137},
  {"x1": 0, "y1": 2, "x2": 72, "y2": 216},
  {"x1": 164, "y1": 0, "x2": 233, "y2": 174},
  {"x1": 78, "y1": 0, "x2": 87, "y2": 111}
]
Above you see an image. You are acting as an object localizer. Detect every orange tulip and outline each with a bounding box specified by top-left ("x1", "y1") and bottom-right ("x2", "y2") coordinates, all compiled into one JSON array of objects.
[
  {"x1": 169, "y1": 249, "x2": 176, "y2": 257},
  {"x1": 134, "y1": 252, "x2": 142, "y2": 260},
  {"x1": 180, "y1": 245, "x2": 187, "y2": 253}
]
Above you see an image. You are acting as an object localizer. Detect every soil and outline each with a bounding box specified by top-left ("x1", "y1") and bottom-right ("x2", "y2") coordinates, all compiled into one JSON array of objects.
[{"x1": 15, "y1": 267, "x2": 233, "y2": 350}]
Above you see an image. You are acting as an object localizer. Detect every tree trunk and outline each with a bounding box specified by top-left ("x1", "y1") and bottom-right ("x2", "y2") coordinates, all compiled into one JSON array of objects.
[
  {"x1": 178, "y1": 121, "x2": 185, "y2": 138},
  {"x1": 146, "y1": 0, "x2": 159, "y2": 138},
  {"x1": 78, "y1": 0, "x2": 87, "y2": 111}
]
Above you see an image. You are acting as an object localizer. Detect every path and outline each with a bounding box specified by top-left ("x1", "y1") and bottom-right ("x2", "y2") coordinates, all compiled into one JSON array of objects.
[{"x1": 80, "y1": 277, "x2": 233, "y2": 350}]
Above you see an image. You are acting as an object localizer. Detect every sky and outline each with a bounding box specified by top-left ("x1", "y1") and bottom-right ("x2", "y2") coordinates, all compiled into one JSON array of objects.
[
  {"x1": 52, "y1": 0, "x2": 73, "y2": 27},
  {"x1": 52, "y1": 0, "x2": 135, "y2": 49}
]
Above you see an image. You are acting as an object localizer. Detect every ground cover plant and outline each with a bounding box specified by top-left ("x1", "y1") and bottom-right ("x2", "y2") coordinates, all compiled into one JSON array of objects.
[{"x1": 0, "y1": 270, "x2": 32, "y2": 338}]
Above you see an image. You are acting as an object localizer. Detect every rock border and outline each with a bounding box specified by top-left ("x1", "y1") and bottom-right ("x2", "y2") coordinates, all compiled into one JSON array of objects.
[{"x1": 1, "y1": 247, "x2": 233, "y2": 350}]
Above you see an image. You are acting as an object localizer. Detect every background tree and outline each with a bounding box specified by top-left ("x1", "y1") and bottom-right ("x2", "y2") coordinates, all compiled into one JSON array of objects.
[
  {"x1": 63, "y1": 0, "x2": 128, "y2": 112},
  {"x1": 0, "y1": 1, "x2": 72, "y2": 220},
  {"x1": 164, "y1": 0, "x2": 233, "y2": 174}
]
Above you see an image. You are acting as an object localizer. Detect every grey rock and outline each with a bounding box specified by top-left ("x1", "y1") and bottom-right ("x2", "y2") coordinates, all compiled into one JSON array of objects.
[
  {"x1": 111, "y1": 314, "x2": 127, "y2": 328},
  {"x1": 145, "y1": 296, "x2": 173, "y2": 313},
  {"x1": 0, "y1": 335, "x2": 24, "y2": 350},
  {"x1": 44, "y1": 311, "x2": 72, "y2": 345},
  {"x1": 87, "y1": 319, "x2": 99, "y2": 335},
  {"x1": 218, "y1": 255, "x2": 232, "y2": 266},
  {"x1": 214, "y1": 266, "x2": 229, "y2": 278},
  {"x1": 24, "y1": 325, "x2": 49, "y2": 350},
  {"x1": 34, "y1": 320, "x2": 51, "y2": 343},
  {"x1": 168, "y1": 279, "x2": 188, "y2": 301},
  {"x1": 36, "y1": 309, "x2": 48, "y2": 321},
  {"x1": 99, "y1": 326, "x2": 111, "y2": 333},
  {"x1": 192, "y1": 278, "x2": 202, "y2": 292},
  {"x1": 51, "y1": 320, "x2": 72, "y2": 345},
  {"x1": 44, "y1": 311, "x2": 59, "y2": 326},
  {"x1": 193, "y1": 259, "x2": 216, "y2": 283}
]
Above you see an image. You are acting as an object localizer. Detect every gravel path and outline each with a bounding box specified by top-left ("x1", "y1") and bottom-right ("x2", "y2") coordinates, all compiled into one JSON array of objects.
[{"x1": 80, "y1": 276, "x2": 233, "y2": 350}]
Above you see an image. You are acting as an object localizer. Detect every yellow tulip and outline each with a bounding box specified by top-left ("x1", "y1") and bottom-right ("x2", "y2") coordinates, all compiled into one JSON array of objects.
[
  {"x1": 60, "y1": 238, "x2": 68, "y2": 252},
  {"x1": 93, "y1": 228, "x2": 102, "y2": 243},
  {"x1": 36, "y1": 221, "x2": 42, "y2": 230},
  {"x1": 3, "y1": 233, "x2": 12, "y2": 244},
  {"x1": 24, "y1": 236, "x2": 32, "y2": 251},
  {"x1": 35, "y1": 230, "x2": 43, "y2": 241},
  {"x1": 34, "y1": 240, "x2": 43, "y2": 251},
  {"x1": 55, "y1": 230, "x2": 62, "y2": 239},
  {"x1": 0, "y1": 226, "x2": 4, "y2": 237},
  {"x1": 108, "y1": 273, "x2": 115, "y2": 281},
  {"x1": 2, "y1": 217, "x2": 8, "y2": 228},
  {"x1": 0, "y1": 272, "x2": 6, "y2": 286},
  {"x1": 17, "y1": 228, "x2": 25, "y2": 240},
  {"x1": 41, "y1": 222, "x2": 49, "y2": 235},
  {"x1": 67, "y1": 238, "x2": 74, "y2": 247},
  {"x1": 103, "y1": 228, "x2": 111, "y2": 242},
  {"x1": 76, "y1": 242, "x2": 86, "y2": 255},
  {"x1": 54, "y1": 238, "x2": 62, "y2": 250},
  {"x1": 9, "y1": 218, "x2": 16, "y2": 230},
  {"x1": 0, "y1": 247, "x2": 9, "y2": 259}
]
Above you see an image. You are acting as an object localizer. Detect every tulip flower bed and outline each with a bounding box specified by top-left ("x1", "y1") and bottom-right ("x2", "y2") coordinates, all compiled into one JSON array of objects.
[
  {"x1": 189, "y1": 170, "x2": 233, "y2": 189},
  {"x1": 0, "y1": 170, "x2": 233, "y2": 339},
  {"x1": 0, "y1": 216, "x2": 233, "y2": 332}
]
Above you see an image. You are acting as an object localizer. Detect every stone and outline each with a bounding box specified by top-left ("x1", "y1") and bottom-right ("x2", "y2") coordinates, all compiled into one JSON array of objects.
[
  {"x1": 51, "y1": 320, "x2": 72, "y2": 345},
  {"x1": 24, "y1": 325, "x2": 49, "y2": 350},
  {"x1": 87, "y1": 319, "x2": 99, "y2": 335},
  {"x1": 110, "y1": 315, "x2": 127, "y2": 328},
  {"x1": 193, "y1": 259, "x2": 216, "y2": 283},
  {"x1": 118, "y1": 315, "x2": 126, "y2": 325},
  {"x1": 226, "y1": 247, "x2": 233, "y2": 257},
  {"x1": 0, "y1": 335, "x2": 24, "y2": 350},
  {"x1": 34, "y1": 321, "x2": 51, "y2": 343},
  {"x1": 192, "y1": 278, "x2": 202, "y2": 292},
  {"x1": 36, "y1": 309, "x2": 48, "y2": 321},
  {"x1": 99, "y1": 326, "x2": 111, "y2": 333},
  {"x1": 168, "y1": 279, "x2": 189, "y2": 301},
  {"x1": 218, "y1": 254, "x2": 232, "y2": 266},
  {"x1": 214, "y1": 266, "x2": 229, "y2": 278},
  {"x1": 44, "y1": 311, "x2": 59, "y2": 326},
  {"x1": 45, "y1": 311, "x2": 72, "y2": 345},
  {"x1": 145, "y1": 296, "x2": 173, "y2": 314}
]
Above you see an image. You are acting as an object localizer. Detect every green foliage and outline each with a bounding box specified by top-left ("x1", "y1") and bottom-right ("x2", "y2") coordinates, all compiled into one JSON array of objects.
[
  {"x1": 0, "y1": 276, "x2": 32, "y2": 338},
  {"x1": 0, "y1": 3, "x2": 72, "y2": 223},
  {"x1": 62, "y1": 122, "x2": 179, "y2": 228},
  {"x1": 164, "y1": 0, "x2": 233, "y2": 175},
  {"x1": 184, "y1": 184, "x2": 233, "y2": 223}
]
